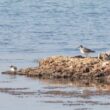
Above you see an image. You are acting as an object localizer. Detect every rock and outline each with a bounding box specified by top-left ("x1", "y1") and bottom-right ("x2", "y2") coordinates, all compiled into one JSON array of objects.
[
  {"x1": 95, "y1": 72, "x2": 105, "y2": 78},
  {"x1": 2, "y1": 55, "x2": 110, "y2": 85},
  {"x1": 98, "y1": 52, "x2": 110, "y2": 61},
  {"x1": 102, "y1": 61, "x2": 109, "y2": 67}
]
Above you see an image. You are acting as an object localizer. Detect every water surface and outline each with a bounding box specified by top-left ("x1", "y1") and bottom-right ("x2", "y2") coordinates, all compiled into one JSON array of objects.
[{"x1": 0, "y1": 0, "x2": 110, "y2": 110}]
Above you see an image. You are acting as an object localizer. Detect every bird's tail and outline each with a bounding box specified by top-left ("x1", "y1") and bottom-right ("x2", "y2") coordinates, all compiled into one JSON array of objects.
[{"x1": 91, "y1": 50, "x2": 95, "y2": 53}]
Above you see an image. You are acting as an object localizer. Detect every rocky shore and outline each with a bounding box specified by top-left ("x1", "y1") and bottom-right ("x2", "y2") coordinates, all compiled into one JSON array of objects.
[{"x1": 2, "y1": 55, "x2": 110, "y2": 85}]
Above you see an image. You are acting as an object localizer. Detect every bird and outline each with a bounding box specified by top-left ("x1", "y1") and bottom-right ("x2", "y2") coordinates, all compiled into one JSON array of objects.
[
  {"x1": 79, "y1": 45, "x2": 95, "y2": 57},
  {"x1": 10, "y1": 65, "x2": 17, "y2": 73}
]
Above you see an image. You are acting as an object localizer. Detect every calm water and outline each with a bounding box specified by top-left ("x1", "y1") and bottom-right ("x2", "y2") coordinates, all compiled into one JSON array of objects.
[{"x1": 0, "y1": 0, "x2": 110, "y2": 110}]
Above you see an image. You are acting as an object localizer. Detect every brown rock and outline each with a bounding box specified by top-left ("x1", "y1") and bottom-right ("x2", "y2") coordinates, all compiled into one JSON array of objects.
[{"x1": 2, "y1": 55, "x2": 110, "y2": 85}]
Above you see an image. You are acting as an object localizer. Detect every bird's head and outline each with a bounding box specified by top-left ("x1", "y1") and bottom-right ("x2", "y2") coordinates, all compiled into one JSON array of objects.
[
  {"x1": 10, "y1": 65, "x2": 13, "y2": 68},
  {"x1": 79, "y1": 45, "x2": 83, "y2": 48}
]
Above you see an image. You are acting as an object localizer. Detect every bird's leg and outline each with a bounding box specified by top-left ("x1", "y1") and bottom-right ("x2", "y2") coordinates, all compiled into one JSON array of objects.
[{"x1": 85, "y1": 53, "x2": 89, "y2": 58}]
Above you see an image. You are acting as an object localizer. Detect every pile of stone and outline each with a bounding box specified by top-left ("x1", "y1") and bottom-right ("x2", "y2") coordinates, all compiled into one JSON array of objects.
[
  {"x1": 98, "y1": 51, "x2": 110, "y2": 61},
  {"x1": 2, "y1": 55, "x2": 110, "y2": 84},
  {"x1": 2, "y1": 54, "x2": 110, "y2": 86}
]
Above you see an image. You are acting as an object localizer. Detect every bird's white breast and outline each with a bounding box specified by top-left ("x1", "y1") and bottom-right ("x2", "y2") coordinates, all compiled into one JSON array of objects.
[
  {"x1": 80, "y1": 48, "x2": 85, "y2": 54},
  {"x1": 10, "y1": 68, "x2": 15, "y2": 72}
]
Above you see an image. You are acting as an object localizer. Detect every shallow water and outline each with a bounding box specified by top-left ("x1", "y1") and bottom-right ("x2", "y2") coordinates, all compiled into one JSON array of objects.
[{"x1": 0, "y1": 0, "x2": 110, "y2": 110}]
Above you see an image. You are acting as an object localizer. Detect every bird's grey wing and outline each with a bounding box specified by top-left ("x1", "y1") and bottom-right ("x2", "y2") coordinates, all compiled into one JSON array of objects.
[{"x1": 83, "y1": 47, "x2": 95, "y2": 53}]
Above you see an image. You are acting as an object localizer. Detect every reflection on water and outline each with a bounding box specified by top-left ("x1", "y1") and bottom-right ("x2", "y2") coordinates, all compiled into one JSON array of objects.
[
  {"x1": 0, "y1": 0, "x2": 110, "y2": 110},
  {"x1": 0, "y1": 74, "x2": 110, "y2": 110}
]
